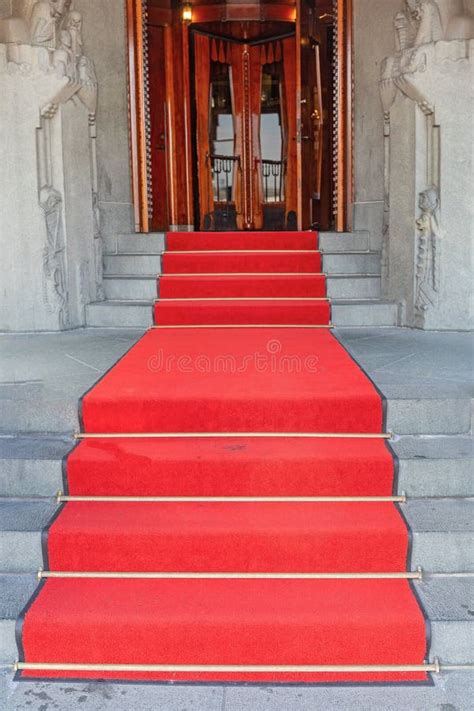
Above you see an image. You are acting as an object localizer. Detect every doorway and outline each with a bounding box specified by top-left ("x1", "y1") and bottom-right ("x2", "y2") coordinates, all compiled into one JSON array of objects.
[
  {"x1": 193, "y1": 29, "x2": 297, "y2": 231},
  {"x1": 127, "y1": 1, "x2": 353, "y2": 233}
]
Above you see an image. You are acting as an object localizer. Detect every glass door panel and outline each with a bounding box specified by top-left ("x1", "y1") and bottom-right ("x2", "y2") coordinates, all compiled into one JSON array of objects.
[{"x1": 260, "y1": 68, "x2": 285, "y2": 206}]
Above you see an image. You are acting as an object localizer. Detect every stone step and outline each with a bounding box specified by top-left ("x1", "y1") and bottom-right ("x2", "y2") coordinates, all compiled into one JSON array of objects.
[
  {"x1": 319, "y1": 231, "x2": 370, "y2": 252},
  {"x1": 0, "y1": 574, "x2": 472, "y2": 665},
  {"x1": 0, "y1": 435, "x2": 471, "y2": 499},
  {"x1": 104, "y1": 233, "x2": 166, "y2": 256},
  {"x1": 104, "y1": 254, "x2": 162, "y2": 276},
  {"x1": 393, "y1": 436, "x2": 474, "y2": 497},
  {"x1": 0, "y1": 435, "x2": 71, "y2": 497},
  {"x1": 103, "y1": 274, "x2": 382, "y2": 302},
  {"x1": 2, "y1": 393, "x2": 470, "y2": 444},
  {"x1": 103, "y1": 251, "x2": 381, "y2": 278},
  {"x1": 323, "y1": 252, "x2": 381, "y2": 275},
  {"x1": 85, "y1": 300, "x2": 153, "y2": 328},
  {"x1": 105, "y1": 231, "x2": 369, "y2": 257},
  {"x1": 404, "y1": 498, "x2": 474, "y2": 571},
  {"x1": 331, "y1": 300, "x2": 398, "y2": 327},
  {"x1": 1, "y1": 498, "x2": 472, "y2": 574},
  {"x1": 88, "y1": 297, "x2": 398, "y2": 329},
  {"x1": 104, "y1": 276, "x2": 158, "y2": 300},
  {"x1": 327, "y1": 276, "x2": 381, "y2": 299},
  {"x1": 387, "y1": 399, "x2": 471, "y2": 436}
]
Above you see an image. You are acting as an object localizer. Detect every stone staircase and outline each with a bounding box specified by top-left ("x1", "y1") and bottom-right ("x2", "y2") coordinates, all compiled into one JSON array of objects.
[
  {"x1": 1, "y1": 358, "x2": 472, "y2": 667},
  {"x1": 85, "y1": 231, "x2": 399, "y2": 328}
]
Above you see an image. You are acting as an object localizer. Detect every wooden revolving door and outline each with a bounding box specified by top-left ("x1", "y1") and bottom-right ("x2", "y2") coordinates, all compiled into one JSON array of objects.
[
  {"x1": 129, "y1": 0, "x2": 353, "y2": 233},
  {"x1": 193, "y1": 30, "x2": 298, "y2": 231}
]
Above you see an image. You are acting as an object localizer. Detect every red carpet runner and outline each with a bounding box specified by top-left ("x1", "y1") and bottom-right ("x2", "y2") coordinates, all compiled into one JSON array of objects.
[{"x1": 17, "y1": 231, "x2": 429, "y2": 684}]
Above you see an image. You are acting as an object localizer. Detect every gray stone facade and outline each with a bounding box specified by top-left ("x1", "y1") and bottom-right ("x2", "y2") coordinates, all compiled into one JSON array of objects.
[{"x1": 0, "y1": 0, "x2": 472, "y2": 331}]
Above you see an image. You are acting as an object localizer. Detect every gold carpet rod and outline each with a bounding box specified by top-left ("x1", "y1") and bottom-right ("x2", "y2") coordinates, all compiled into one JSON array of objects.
[
  {"x1": 159, "y1": 273, "x2": 325, "y2": 276},
  {"x1": 74, "y1": 432, "x2": 392, "y2": 440},
  {"x1": 38, "y1": 569, "x2": 422, "y2": 581},
  {"x1": 155, "y1": 297, "x2": 331, "y2": 302},
  {"x1": 56, "y1": 493, "x2": 406, "y2": 503},
  {"x1": 14, "y1": 661, "x2": 442, "y2": 674},
  {"x1": 166, "y1": 250, "x2": 320, "y2": 254},
  {"x1": 152, "y1": 324, "x2": 334, "y2": 329}
]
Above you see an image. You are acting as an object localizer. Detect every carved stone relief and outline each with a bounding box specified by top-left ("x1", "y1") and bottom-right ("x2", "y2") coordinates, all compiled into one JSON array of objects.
[
  {"x1": 0, "y1": 0, "x2": 104, "y2": 320},
  {"x1": 40, "y1": 185, "x2": 69, "y2": 329},
  {"x1": 380, "y1": 0, "x2": 473, "y2": 117},
  {"x1": 415, "y1": 186, "x2": 442, "y2": 323},
  {"x1": 379, "y1": 0, "x2": 472, "y2": 321}
]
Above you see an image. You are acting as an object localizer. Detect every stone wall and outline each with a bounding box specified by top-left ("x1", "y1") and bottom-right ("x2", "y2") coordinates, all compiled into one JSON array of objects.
[
  {"x1": 379, "y1": 0, "x2": 474, "y2": 330},
  {"x1": 0, "y1": 1, "x2": 105, "y2": 331},
  {"x1": 73, "y1": 0, "x2": 134, "y2": 239},
  {"x1": 353, "y1": 0, "x2": 402, "y2": 249}
]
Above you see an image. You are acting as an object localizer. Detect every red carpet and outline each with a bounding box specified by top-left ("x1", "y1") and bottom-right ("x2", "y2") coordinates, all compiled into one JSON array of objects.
[
  {"x1": 79, "y1": 328, "x2": 383, "y2": 434},
  {"x1": 18, "y1": 230, "x2": 429, "y2": 684},
  {"x1": 154, "y1": 298, "x2": 331, "y2": 325},
  {"x1": 162, "y1": 250, "x2": 322, "y2": 274},
  {"x1": 160, "y1": 274, "x2": 327, "y2": 298},
  {"x1": 66, "y1": 436, "x2": 395, "y2": 496}
]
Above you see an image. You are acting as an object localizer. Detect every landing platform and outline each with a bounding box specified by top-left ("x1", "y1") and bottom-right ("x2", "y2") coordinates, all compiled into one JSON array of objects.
[{"x1": 1, "y1": 327, "x2": 471, "y2": 434}]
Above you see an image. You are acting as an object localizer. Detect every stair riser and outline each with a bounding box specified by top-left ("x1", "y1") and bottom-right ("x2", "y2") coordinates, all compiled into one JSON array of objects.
[
  {"x1": 332, "y1": 303, "x2": 398, "y2": 327},
  {"x1": 2, "y1": 529, "x2": 472, "y2": 574},
  {"x1": 388, "y1": 400, "x2": 472, "y2": 436},
  {"x1": 411, "y1": 533, "x2": 474, "y2": 572},
  {"x1": 85, "y1": 304, "x2": 153, "y2": 328},
  {"x1": 104, "y1": 279, "x2": 157, "y2": 300},
  {"x1": 1, "y1": 616, "x2": 471, "y2": 665},
  {"x1": 87, "y1": 301, "x2": 397, "y2": 329},
  {"x1": 0, "y1": 460, "x2": 63, "y2": 497},
  {"x1": 327, "y1": 278, "x2": 381, "y2": 300},
  {"x1": 116, "y1": 234, "x2": 166, "y2": 254},
  {"x1": 1, "y1": 456, "x2": 472, "y2": 499},
  {"x1": 104, "y1": 255, "x2": 162, "y2": 276},
  {"x1": 323, "y1": 254, "x2": 381, "y2": 275},
  {"x1": 3, "y1": 397, "x2": 469, "y2": 436},
  {"x1": 154, "y1": 301, "x2": 331, "y2": 326},
  {"x1": 103, "y1": 277, "x2": 381, "y2": 301},
  {"x1": 398, "y1": 460, "x2": 474, "y2": 497},
  {"x1": 319, "y1": 232, "x2": 369, "y2": 252}
]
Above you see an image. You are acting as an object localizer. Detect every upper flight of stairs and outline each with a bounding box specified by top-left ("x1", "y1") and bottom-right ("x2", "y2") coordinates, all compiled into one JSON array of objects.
[{"x1": 86, "y1": 231, "x2": 399, "y2": 328}]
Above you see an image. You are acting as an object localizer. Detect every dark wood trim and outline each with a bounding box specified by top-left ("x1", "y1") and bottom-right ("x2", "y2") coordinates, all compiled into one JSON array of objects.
[
  {"x1": 345, "y1": 0, "x2": 354, "y2": 232},
  {"x1": 164, "y1": 24, "x2": 179, "y2": 225},
  {"x1": 191, "y1": 4, "x2": 296, "y2": 24},
  {"x1": 334, "y1": 0, "x2": 353, "y2": 232},
  {"x1": 126, "y1": 0, "x2": 149, "y2": 232},
  {"x1": 127, "y1": 0, "x2": 354, "y2": 233},
  {"x1": 147, "y1": 6, "x2": 172, "y2": 26},
  {"x1": 182, "y1": 21, "x2": 194, "y2": 225}
]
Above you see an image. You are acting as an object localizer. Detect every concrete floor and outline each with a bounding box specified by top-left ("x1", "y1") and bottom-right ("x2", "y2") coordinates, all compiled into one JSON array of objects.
[
  {"x1": 1, "y1": 669, "x2": 474, "y2": 711},
  {"x1": 0, "y1": 325, "x2": 472, "y2": 710},
  {"x1": 1, "y1": 326, "x2": 472, "y2": 434}
]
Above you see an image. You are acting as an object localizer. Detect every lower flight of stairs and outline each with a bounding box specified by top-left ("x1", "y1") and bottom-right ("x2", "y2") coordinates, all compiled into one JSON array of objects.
[
  {"x1": 85, "y1": 231, "x2": 399, "y2": 328},
  {"x1": 1, "y1": 404, "x2": 472, "y2": 665}
]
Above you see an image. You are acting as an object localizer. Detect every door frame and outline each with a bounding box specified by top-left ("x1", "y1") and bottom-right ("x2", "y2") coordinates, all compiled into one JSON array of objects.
[{"x1": 126, "y1": 0, "x2": 353, "y2": 233}]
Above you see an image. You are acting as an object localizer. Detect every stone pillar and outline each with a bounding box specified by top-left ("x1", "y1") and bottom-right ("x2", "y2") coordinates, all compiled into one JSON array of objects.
[
  {"x1": 0, "y1": 2, "x2": 104, "y2": 331},
  {"x1": 380, "y1": 1, "x2": 474, "y2": 331}
]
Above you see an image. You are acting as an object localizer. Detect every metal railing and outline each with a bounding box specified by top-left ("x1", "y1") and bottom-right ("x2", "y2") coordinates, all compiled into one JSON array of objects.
[
  {"x1": 209, "y1": 154, "x2": 239, "y2": 203},
  {"x1": 261, "y1": 158, "x2": 285, "y2": 203}
]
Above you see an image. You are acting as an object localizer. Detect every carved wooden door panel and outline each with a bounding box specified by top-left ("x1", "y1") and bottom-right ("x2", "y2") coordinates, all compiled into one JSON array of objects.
[
  {"x1": 193, "y1": 32, "x2": 295, "y2": 231},
  {"x1": 148, "y1": 24, "x2": 169, "y2": 231},
  {"x1": 296, "y1": 0, "x2": 318, "y2": 230}
]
